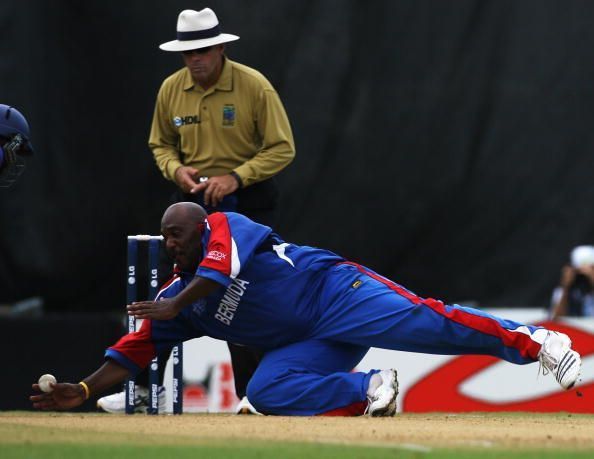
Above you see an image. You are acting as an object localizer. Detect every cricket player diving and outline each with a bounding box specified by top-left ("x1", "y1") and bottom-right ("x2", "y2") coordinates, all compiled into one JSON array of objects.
[
  {"x1": 0, "y1": 104, "x2": 34, "y2": 187},
  {"x1": 31, "y1": 203, "x2": 582, "y2": 416}
]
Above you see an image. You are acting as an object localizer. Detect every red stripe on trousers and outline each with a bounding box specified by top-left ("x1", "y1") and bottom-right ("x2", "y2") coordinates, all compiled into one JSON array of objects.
[
  {"x1": 318, "y1": 400, "x2": 368, "y2": 416},
  {"x1": 339, "y1": 262, "x2": 542, "y2": 360}
]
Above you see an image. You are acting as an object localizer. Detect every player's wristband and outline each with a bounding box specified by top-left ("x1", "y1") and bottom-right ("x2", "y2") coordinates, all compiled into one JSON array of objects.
[
  {"x1": 230, "y1": 171, "x2": 243, "y2": 188},
  {"x1": 79, "y1": 381, "x2": 90, "y2": 400}
]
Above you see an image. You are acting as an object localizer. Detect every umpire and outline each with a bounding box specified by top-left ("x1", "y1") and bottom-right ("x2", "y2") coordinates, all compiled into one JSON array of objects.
[{"x1": 149, "y1": 7, "x2": 294, "y2": 412}]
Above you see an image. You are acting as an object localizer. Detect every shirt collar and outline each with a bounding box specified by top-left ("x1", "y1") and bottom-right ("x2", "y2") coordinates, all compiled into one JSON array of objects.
[
  {"x1": 182, "y1": 68, "x2": 194, "y2": 91},
  {"x1": 182, "y1": 57, "x2": 234, "y2": 92},
  {"x1": 215, "y1": 57, "x2": 233, "y2": 91}
]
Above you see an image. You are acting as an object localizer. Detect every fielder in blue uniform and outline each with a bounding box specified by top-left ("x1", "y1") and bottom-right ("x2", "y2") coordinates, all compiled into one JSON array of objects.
[{"x1": 31, "y1": 202, "x2": 583, "y2": 416}]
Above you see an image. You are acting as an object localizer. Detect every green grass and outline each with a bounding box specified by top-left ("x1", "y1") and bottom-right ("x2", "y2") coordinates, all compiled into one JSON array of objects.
[
  {"x1": 2, "y1": 411, "x2": 593, "y2": 458},
  {"x1": 2, "y1": 443, "x2": 594, "y2": 459},
  {"x1": 3, "y1": 443, "x2": 414, "y2": 459}
]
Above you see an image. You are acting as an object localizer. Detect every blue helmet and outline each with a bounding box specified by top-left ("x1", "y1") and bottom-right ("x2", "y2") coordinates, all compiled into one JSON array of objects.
[
  {"x1": 0, "y1": 104, "x2": 34, "y2": 154},
  {"x1": 0, "y1": 105, "x2": 33, "y2": 187}
]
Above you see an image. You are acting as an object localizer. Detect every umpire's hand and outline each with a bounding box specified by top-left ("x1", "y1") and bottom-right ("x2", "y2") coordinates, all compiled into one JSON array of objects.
[
  {"x1": 174, "y1": 166, "x2": 204, "y2": 194},
  {"x1": 202, "y1": 174, "x2": 239, "y2": 207}
]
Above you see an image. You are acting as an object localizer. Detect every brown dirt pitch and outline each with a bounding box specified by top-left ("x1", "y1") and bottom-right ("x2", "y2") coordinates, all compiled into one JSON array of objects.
[{"x1": 1, "y1": 411, "x2": 594, "y2": 451}]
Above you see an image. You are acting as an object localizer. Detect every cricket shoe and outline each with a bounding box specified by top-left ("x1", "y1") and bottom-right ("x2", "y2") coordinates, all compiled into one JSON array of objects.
[
  {"x1": 538, "y1": 331, "x2": 582, "y2": 390},
  {"x1": 235, "y1": 396, "x2": 262, "y2": 415},
  {"x1": 366, "y1": 369, "x2": 398, "y2": 417},
  {"x1": 97, "y1": 385, "x2": 166, "y2": 414}
]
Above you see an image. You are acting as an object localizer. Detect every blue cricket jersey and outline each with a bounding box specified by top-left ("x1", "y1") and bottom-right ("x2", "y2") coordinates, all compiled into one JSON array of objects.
[
  {"x1": 107, "y1": 212, "x2": 548, "y2": 384},
  {"x1": 108, "y1": 212, "x2": 344, "y2": 373}
]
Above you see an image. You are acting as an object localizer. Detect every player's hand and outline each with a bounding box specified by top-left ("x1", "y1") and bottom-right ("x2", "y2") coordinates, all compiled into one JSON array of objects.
[
  {"x1": 174, "y1": 166, "x2": 205, "y2": 194},
  {"x1": 560, "y1": 265, "x2": 576, "y2": 288},
  {"x1": 203, "y1": 174, "x2": 239, "y2": 207},
  {"x1": 30, "y1": 382, "x2": 86, "y2": 410},
  {"x1": 127, "y1": 298, "x2": 180, "y2": 320}
]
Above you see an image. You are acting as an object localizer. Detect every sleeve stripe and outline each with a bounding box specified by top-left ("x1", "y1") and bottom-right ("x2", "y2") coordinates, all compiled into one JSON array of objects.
[
  {"x1": 104, "y1": 349, "x2": 143, "y2": 375},
  {"x1": 230, "y1": 237, "x2": 241, "y2": 278},
  {"x1": 106, "y1": 318, "x2": 156, "y2": 373},
  {"x1": 201, "y1": 213, "x2": 233, "y2": 275}
]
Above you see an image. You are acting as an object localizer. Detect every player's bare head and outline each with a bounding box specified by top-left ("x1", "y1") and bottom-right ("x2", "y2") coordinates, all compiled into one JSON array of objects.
[
  {"x1": 161, "y1": 202, "x2": 207, "y2": 271},
  {"x1": 162, "y1": 202, "x2": 207, "y2": 227}
]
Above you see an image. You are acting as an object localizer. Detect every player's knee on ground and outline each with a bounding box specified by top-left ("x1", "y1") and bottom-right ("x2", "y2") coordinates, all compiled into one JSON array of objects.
[
  {"x1": 245, "y1": 374, "x2": 273, "y2": 414},
  {"x1": 245, "y1": 370, "x2": 289, "y2": 414}
]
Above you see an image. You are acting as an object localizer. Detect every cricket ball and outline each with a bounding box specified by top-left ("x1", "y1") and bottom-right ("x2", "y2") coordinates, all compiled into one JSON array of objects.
[{"x1": 38, "y1": 374, "x2": 57, "y2": 393}]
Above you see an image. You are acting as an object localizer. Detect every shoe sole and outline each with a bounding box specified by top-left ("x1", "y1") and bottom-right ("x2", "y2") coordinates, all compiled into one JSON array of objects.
[
  {"x1": 237, "y1": 407, "x2": 255, "y2": 415},
  {"x1": 96, "y1": 404, "x2": 125, "y2": 414},
  {"x1": 561, "y1": 350, "x2": 582, "y2": 390},
  {"x1": 96, "y1": 400, "x2": 150, "y2": 414},
  {"x1": 370, "y1": 370, "x2": 399, "y2": 417}
]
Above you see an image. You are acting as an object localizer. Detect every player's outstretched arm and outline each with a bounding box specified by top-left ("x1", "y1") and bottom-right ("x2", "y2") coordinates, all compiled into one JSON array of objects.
[
  {"x1": 30, "y1": 360, "x2": 130, "y2": 411},
  {"x1": 127, "y1": 276, "x2": 220, "y2": 320}
]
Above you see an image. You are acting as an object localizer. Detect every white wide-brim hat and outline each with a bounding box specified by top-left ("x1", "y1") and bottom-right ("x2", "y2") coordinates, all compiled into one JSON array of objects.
[
  {"x1": 159, "y1": 8, "x2": 239, "y2": 52},
  {"x1": 571, "y1": 245, "x2": 594, "y2": 268}
]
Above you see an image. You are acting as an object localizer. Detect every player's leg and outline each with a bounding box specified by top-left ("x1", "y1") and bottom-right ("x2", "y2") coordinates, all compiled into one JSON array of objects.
[
  {"x1": 227, "y1": 343, "x2": 264, "y2": 413},
  {"x1": 236, "y1": 178, "x2": 279, "y2": 228},
  {"x1": 227, "y1": 344, "x2": 263, "y2": 399},
  {"x1": 246, "y1": 339, "x2": 396, "y2": 416},
  {"x1": 314, "y1": 263, "x2": 581, "y2": 389},
  {"x1": 97, "y1": 351, "x2": 168, "y2": 414}
]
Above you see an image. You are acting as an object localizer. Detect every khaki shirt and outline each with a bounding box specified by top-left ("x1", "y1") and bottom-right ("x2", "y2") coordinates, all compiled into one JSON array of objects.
[{"x1": 149, "y1": 58, "x2": 295, "y2": 187}]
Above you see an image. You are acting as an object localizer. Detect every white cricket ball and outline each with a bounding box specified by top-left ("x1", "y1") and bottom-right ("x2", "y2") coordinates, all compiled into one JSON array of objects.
[{"x1": 38, "y1": 374, "x2": 57, "y2": 393}]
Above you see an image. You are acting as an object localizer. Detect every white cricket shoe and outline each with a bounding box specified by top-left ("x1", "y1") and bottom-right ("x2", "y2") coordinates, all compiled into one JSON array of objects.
[
  {"x1": 366, "y1": 369, "x2": 398, "y2": 417},
  {"x1": 235, "y1": 396, "x2": 262, "y2": 415},
  {"x1": 97, "y1": 385, "x2": 166, "y2": 414},
  {"x1": 538, "y1": 331, "x2": 582, "y2": 390}
]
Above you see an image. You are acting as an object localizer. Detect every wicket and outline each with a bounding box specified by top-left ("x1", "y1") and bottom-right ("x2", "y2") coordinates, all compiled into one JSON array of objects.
[{"x1": 125, "y1": 234, "x2": 183, "y2": 415}]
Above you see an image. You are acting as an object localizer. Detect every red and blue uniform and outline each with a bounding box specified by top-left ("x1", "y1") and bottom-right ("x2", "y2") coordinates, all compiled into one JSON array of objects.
[{"x1": 107, "y1": 212, "x2": 547, "y2": 415}]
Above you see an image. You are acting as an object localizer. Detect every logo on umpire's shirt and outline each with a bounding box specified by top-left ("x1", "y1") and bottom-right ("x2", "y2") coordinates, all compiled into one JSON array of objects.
[
  {"x1": 173, "y1": 115, "x2": 199, "y2": 127},
  {"x1": 222, "y1": 105, "x2": 235, "y2": 127}
]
